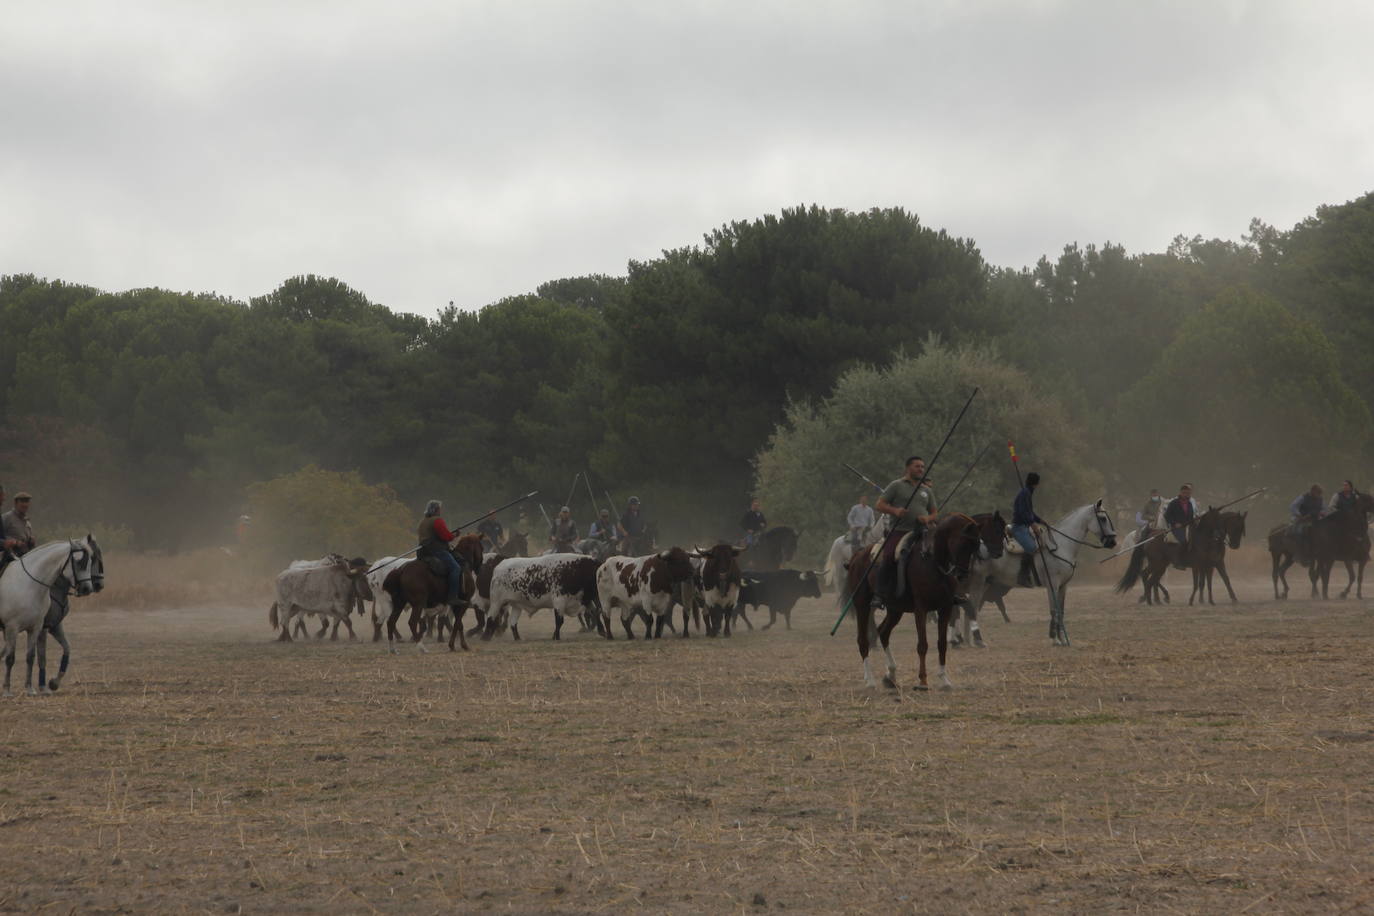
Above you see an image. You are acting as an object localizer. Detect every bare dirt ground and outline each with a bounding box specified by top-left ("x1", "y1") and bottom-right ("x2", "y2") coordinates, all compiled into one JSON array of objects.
[{"x1": 2, "y1": 573, "x2": 1373, "y2": 914}]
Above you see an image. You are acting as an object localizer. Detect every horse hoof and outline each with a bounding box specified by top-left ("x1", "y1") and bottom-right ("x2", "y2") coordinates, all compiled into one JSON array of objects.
[
  {"x1": 47, "y1": 679, "x2": 60, "y2": 692},
  {"x1": 911, "y1": 684, "x2": 929, "y2": 692},
  {"x1": 881, "y1": 676, "x2": 898, "y2": 689}
]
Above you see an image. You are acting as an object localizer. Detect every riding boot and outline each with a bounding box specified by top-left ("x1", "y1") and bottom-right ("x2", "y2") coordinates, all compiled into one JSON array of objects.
[
  {"x1": 1017, "y1": 554, "x2": 1035, "y2": 588},
  {"x1": 874, "y1": 558, "x2": 897, "y2": 606}
]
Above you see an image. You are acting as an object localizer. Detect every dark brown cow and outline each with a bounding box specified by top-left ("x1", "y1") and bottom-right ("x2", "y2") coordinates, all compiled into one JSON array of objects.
[{"x1": 693, "y1": 543, "x2": 743, "y2": 637}]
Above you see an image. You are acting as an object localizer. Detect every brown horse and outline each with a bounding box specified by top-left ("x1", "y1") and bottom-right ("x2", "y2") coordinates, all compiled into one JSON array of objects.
[
  {"x1": 1117, "y1": 508, "x2": 1221, "y2": 606},
  {"x1": 849, "y1": 514, "x2": 985, "y2": 690},
  {"x1": 382, "y1": 534, "x2": 484, "y2": 652},
  {"x1": 947, "y1": 511, "x2": 1007, "y2": 648},
  {"x1": 1189, "y1": 511, "x2": 1246, "y2": 605}
]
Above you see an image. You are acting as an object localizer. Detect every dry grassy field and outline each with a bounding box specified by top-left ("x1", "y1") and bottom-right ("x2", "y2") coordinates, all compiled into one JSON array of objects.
[{"x1": 2, "y1": 567, "x2": 1373, "y2": 914}]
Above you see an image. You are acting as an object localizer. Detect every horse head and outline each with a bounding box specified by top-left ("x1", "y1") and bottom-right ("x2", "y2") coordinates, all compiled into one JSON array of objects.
[
  {"x1": 934, "y1": 514, "x2": 984, "y2": 579},
  {"x1": 972, "y1": 510, "x2": 1006, "y2": 559},
  {"x1": 1092, "y1": 499, "x2": 1118, "y2": 550},
  {"x1": 1222, "y1": 511, "x2": 1247, "y2": 549},
  {"x1": 69, "y1": 536, "x2": 103, "y2": 597},
  {"x1": 453, "y1": 533, "x2": 485, "y2": 570}
]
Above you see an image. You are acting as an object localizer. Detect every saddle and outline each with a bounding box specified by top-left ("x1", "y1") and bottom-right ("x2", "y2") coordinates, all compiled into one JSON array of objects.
[{"x1": 421, "y1": 554, "x2": 446, "y2": 576}]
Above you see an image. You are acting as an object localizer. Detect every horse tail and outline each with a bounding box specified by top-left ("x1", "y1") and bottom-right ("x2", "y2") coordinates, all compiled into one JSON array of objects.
[
  {"x1": 269, "y1": 601, "x2": 279, "y2": 629},
  {"x1": 822, "y1": 541, "x2": 840, "y2": 590},
  {"x1": 1115, "y1": 543, "x2": 1145, "y2": 594}
]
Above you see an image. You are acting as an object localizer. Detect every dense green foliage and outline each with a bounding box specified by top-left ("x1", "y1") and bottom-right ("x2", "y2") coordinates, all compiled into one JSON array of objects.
[
  {"x1": 2, "y1": 194, "x2": 1372, "y2": 555},
  {"x1": 755, "y1": 340, "x2": 1103, "y2": 561}
]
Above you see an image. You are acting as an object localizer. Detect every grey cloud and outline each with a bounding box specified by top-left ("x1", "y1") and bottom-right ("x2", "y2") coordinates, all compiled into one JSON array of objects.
[{"x1": 2, "y1": 1, "x2": 1371, "y2": 313}]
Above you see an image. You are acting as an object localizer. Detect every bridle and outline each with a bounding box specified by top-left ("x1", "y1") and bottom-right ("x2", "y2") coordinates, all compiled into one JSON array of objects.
[
  {"x1": 15, "y1": 541, "x2": 95, "y2": 595},
  {"x1": 1044, "y1": 506, "x2": 1117, "y2": 570}
]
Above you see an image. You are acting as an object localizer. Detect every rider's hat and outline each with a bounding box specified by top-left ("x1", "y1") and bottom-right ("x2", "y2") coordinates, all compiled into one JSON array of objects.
[
  {"x1": 628, "y1": 496, "x2": 640, "y2": 505},
  {"x1": 13, "y1": 492, "x2": 31, "y2": 501}
]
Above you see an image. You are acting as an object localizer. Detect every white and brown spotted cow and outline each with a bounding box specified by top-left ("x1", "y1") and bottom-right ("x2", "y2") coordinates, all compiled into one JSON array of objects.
[
  {"x1": 694, "y1": 543, "x2": 743, "y2": 637},
  {"x1": 596, "y1": 547, "x2": 698, "y2": 640},
  {"x1": 269, "y1": 555, "x2": 373, "y2": 642},
  {"x1": 481, "y1": 554, "x2": 602, "y2": 641}
]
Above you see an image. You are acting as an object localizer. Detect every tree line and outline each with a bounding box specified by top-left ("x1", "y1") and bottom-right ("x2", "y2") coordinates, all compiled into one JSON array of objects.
[{"x1": 2, "y1": 194, "x2": 1370, "y2": 558}]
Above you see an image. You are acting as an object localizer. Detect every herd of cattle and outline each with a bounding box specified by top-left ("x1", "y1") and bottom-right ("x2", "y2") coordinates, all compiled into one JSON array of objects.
[{"x1": 267, "y1": 542, "x2": 824, "y2": 652}]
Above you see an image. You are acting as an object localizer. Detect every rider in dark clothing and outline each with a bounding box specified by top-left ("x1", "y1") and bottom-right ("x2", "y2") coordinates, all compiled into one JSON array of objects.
[
  {"x1": 618, "y1": 497, "x2": 646, "y2": 552},
  {"x1": 1291, "y1": 484, "x2": 1324, "y2": 567},
  {"x1": 1164, "y1": 484, "x2": 1196, "y2": 570},
  {"x1": 476, "y1": 511, "x2": 503, "y2": 551},
  {"x1": 740, "y1": 499, "x2": 767, "y2": 547},
  {"x1": 1010, "y1": 473, "x2": 1045, "y2": 587},
  {"x1": 417, "y1": 499, "x2": 463, "y2": 603}
]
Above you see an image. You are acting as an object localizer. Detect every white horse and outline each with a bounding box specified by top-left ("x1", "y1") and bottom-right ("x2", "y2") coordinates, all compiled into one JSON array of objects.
[
  {"x1": 0, "y1": 536, "x2": 104, "y2": 697},
  {"x1": 822, "y1": 520, "x2": 889, "y2": 590},
  {"x1": 965, "y1": 501, "x2": 1117, "y2": 646}
]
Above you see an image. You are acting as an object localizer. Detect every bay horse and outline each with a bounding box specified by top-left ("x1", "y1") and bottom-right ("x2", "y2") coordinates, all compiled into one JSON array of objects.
[
  {"x1": 1117, "y1": 508, "x2": 1220, "y2": 608},
  {"x1": 381, "y1": 534, "x2": 484, "y2": 653},
  {"x1": 0, "y1": 536, "x2": 104, "y2": 696},
  {"x1": 848, "y1": 514, "x2": 986, "y2": 690},
  {"x1": 503, "y1": 531, "x2": 529, "y2": 558},
  {"x1": 1189, "y1": 511, "x2": 1245, "y2": 605},
  {"x1": 741, "y1": 525, "x2": 798, "y2": 572}
]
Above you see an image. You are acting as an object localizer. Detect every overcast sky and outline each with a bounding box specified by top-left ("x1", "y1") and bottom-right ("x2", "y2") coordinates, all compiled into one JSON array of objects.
[{"x1": 3, "y1": 1, "x2": 1371, "y2": 316}]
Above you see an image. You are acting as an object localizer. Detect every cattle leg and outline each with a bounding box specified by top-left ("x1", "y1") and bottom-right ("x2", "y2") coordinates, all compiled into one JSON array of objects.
[
  {"x1": 554, "y1": 613, "x2": 564, "y2": 641},
  {"x1": 315, "y1": 617, "x2": 329, "y2": 639},
  {"x1": 620, "y1": 613, "x2": 636, "y2": 640},
  {"x1": 654, "y1": 613, "x2": 667, "y2": 639},
  {"x1": 736, "y1": 607, "x2": 753, "y2": 631},
  {"x1": 761, "y1": 608, "x2": 774, "y2": 631}
]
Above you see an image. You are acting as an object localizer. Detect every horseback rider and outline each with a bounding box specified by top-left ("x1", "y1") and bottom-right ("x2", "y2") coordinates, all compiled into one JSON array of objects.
[
  {"x1": 417, "y1": 499, "x2": 464, "y2": 604},
  {"x1": 476, "y1": 509, "x2": 504, "y2": 551},
  {"x1": 617, "y1": 497, "x2": 646, "y2": 553},
  {"x1": 740, "y1": 498, "x2": 767, "y2": 548},
  {"x1": 847, "y1": 492, "x2": 876, "y2": 549},
  {"x1": 1, "y1": 490, "x2": 36, "y2": 558},
  {"x1": 1011, "y1": 472, "x2": 1046, "y2": 587},
  {"x1": 1136, "y1": 489, "x2": 1165, "y2": 537},
  {"x1": 1290, "y1": 483, "x2": 1325, "y2": 567},
  {"x1": 873, "y1": 456, "x2": 936, "y2": 603},
  {"x1": 1330, "y1": 480, "x2": 1359, "y2": 514},
  {"x1": 1164, "y1": 483, "x2": 1196, "y2": 570},
  {"x1": 549, "y1": 506, "x2": 578, "y2": 553},
  {"x1": 588, "y1": 508, "x2": 616, "y2": 544}
]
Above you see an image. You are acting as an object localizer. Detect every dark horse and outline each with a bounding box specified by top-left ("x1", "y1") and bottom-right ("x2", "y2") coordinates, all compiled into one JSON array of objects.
[
  {"x1": 382, "y1": 534, "x2": 484, "y2": 652},
  {"x1": 1117, "y1": 508, "x2": 1222, "y2": 606},
  {"x1": 741, "y1": 525, "x2": 798, "y2": 572},
  {"x1": 947, "y1": 510, "x2": 1007, "y2": 648},
  {"x1": 1271, "y1": 493, "x2": 1374, "y2": 599},
  {"x1": 848, "y1": 514, "x2": 985, "y2": 690},
  {"x1": 1189, "y1": 511, "x2": 1246, "y2": 605},
  {"x1": 503, "y1": 531, "x2": 529, "y2": 558}
]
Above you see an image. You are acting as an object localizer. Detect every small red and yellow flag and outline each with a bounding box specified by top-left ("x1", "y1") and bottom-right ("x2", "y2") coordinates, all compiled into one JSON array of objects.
[{"x1": 1007, "y1": 440, "x2": 1018, "y2": 463}]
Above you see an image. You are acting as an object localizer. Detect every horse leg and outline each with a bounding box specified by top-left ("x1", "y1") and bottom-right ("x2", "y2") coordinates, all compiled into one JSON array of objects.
[
  {"x1": 1340, "y1": 560, "x2": 1355, "y2": 599},
  {"x1": 386, "y1": 601, "x2": 405, "y2": 655},
  {"x1": 913, "y1": 608, "x2": 930, "y2": 690},
  {"x1": 856, "y1": 594, "x2": 877, "y2": 688},
  {"x1": 967, "y1": 599, "x2": 985, "y2": 648},
  {"x1": 24, "y1": 630, "x2": 38, "y2": 696},
  {"x1": 36, "y1": 628, "x2": 48, "y2": 692},
  {"x1": 1, "y1": 628, "x2": 16, "y2": 697},
  {"x1": 1054, "y1": 584, "x2": 1071, "y2": 647},
  {"x1": 878, "y1": 609, "x2": 901, "y2": 689},
  {"x1": 46, "y1": 621, "x2": 71, "y2": 692},
  {"x1": 936, "y1": 607, "x2": 953, "y2": 689}
]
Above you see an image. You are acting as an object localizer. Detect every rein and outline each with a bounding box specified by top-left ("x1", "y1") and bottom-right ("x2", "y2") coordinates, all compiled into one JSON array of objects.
[{"x1": 13, "y1": 542, "x2": 85, "y2": 595}]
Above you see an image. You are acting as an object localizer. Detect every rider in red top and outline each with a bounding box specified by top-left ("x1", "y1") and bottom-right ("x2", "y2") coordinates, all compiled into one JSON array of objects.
[{"x1": 417, "y1": 500, "x2": 463, "y2": 603}]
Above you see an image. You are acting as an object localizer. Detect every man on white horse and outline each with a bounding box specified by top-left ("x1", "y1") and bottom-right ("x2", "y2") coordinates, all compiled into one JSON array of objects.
[
  {"x1": 1136, "y1": 489, "x2": 1165, "y2": 538},
  {"x1": 847, "y1": 493, "x2": 875, "y2": 549},
  {"x1": 0, "y1": 489, "x2": 36, "y2": 579}
]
